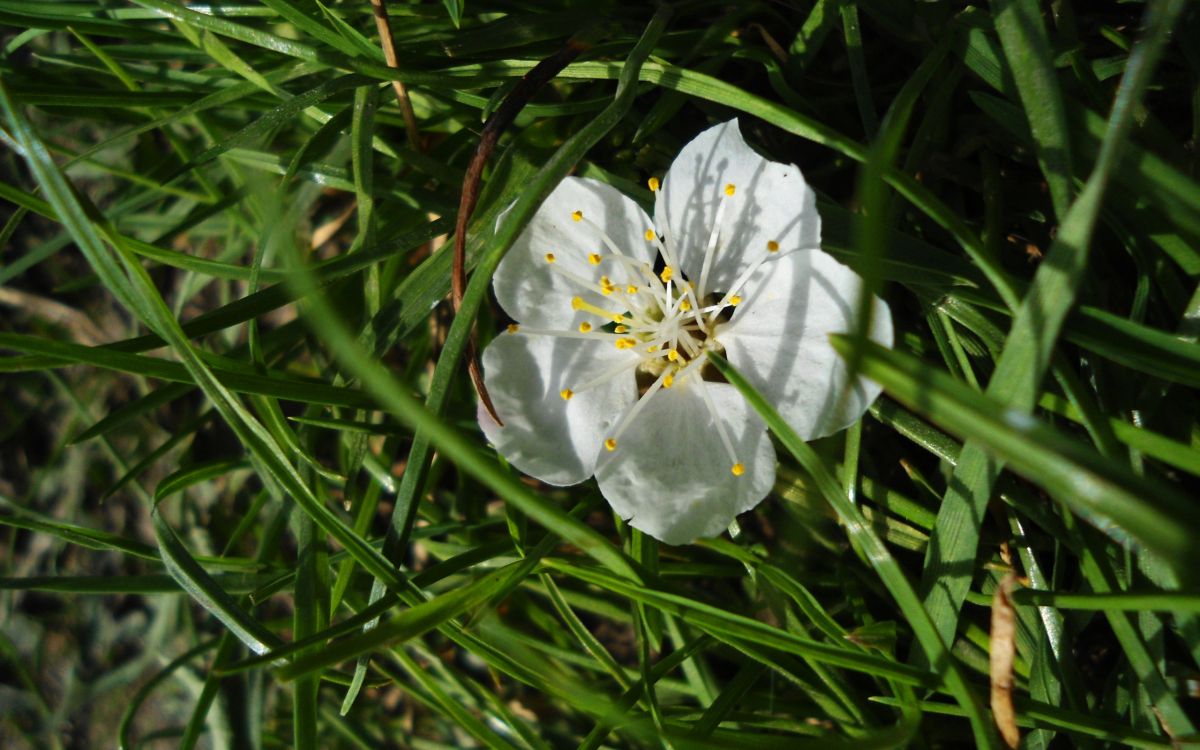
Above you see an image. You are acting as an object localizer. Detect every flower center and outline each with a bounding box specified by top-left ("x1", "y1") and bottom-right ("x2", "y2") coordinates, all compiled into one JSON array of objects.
[{"x1": 506, "y1": 178, "x2": 780, "y2": 478}]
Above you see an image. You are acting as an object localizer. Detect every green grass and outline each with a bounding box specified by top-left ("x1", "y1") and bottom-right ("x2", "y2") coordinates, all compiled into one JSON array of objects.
[{"x1": 2, "y1": 1, "x2": 1199, "y2": 748}]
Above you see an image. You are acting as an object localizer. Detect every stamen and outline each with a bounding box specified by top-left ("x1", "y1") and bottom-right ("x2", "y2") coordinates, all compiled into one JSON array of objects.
[
  {"x1": 507, "y1": 323, "x2": 519, "y2": 333},
  {"x1": 644, "y1": 228, "x2": 656, "y2": 242},
  {"x1": 729, "y1": 295, "x2": 742, "y2": 306},
  {"x1": 545, "y1": 253, "x2": 556, "y2": 263},
  {"x1": 548, "y1": 263, "x2": 611, "y2": 296},
  {"x1": 579, "y1": 322, "x2": 592, "y2": 333},
  {"x1": 663, "y1": 373, "x2": 675, "y2": 388},
  {"x1": 654, "y1": 182, "x2": 680, "y2": 270},
  {"x1": 659, "y1": 266, "x2": 674, "y2": 283},
  {"x1": 731, "y1": 463, "x2": 745, "y2": 476},
  {"x1": 767, "y1": 240, "x2": 780, "y2": 253},
  {"x1": 614, "y1": 337, "x2": 638, "y2": 350},
  {"x1": 648, "y1": 176, "x2": 660, "y2": 192},
  {"x1": 571, "y1": 356, "x2": 644, "y2": 395},
  {"x1": 697, "y1": 184, "x2": 733, "y2": 300},
  {"x1": 577, "y1": 215, "x2": 629, "y2": 259},
  {"x1": 671, "y1": 356, "x2": 706, "y2": 385},
  {"x1": 572, "y1": 296, "x2": 625, "y2": 323},
  {"x1": 588, "y1": 253, "x2": 602, "y2": 265},
  {"x1": 512, "y1": 326, "x2": 624, "y2": 342},
  {"x1": 605, "y1": 254, "x2": 659, "y2": 286},
  {"x1": 560, "y1": 389, "x2": 574, "y2": 401},
  {"x1": 696, "y1": 379, "x2": 741, "y2": 472},
  {"x1": 604, "y1": 369, "x2": 672, "y2": 453},
  {"x1": 706, "y1": 250, "x2": 780, "y2": 327}
]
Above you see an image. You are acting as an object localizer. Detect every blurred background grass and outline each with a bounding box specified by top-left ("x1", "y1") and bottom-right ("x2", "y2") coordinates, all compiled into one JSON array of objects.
[{"x1": 1, "y1": 0, "x2": 1199, "y2": 747}]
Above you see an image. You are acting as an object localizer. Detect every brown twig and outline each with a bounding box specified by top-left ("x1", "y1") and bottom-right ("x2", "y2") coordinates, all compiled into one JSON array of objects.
[
  {"x1": 369, "y1": 0, "x2": 421, "y2": 149},
  {"x1": 452, "y1": 40, "x2": 587, "y2": 424}
]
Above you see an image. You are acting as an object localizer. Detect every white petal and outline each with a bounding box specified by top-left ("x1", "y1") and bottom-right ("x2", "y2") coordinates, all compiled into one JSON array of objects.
[
  {"x1": 658, "y1": 120, "x2": 820, "y2": 295},
  {"x1": 717, "y1": 249, "x2": 893, "y2": 441},
  {"x1": 493, "y1": 177, "x2": 658, "y2": 329},
  {"x1": 594, "y1": 381, "x2": 776, "y2": 545},
  {"x1": 479, "y1": 331, "x2": 639, "y2": 486}
]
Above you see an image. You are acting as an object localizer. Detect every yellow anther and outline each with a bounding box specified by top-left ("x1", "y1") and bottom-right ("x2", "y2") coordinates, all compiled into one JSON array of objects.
[
  {"x1": 579, "y1": 321, "x2": 592, "y2": 333},
  {"x1": 648, "y1": 176, "x2": 660, "y2": 192},
  {"x1": 604, "y1": 438, "x2": 618, "y2": 452},
  {"x1": 615, "y1": 337, "x2": 637, "y2": 350},
  {"x1": 679, "y1": 299, "x2": 692, "y2": 312},
  {"x1": 560, "y1": 389, "x2": 574, "y2": 401},
  {"x1": 571, "y1": 210, "x2": 583, "y2": 222},
  {"x1": 767, "y1": 240, "x2": 780, "y2": 253},
  {"x1": 724, "y1": 183, "x2": 736, "y2": 196},
  {"x1": 666, "y1": 350, "x2": 679, "y2": 362},
  {"x1": 659, "y1": 266, "x2": 674, "y2": 282},
  {"x1": 626, "y1": 284, "x2": 638, "y2": 295},
  {"x1": 646, "y1": 344, "x2": 660, "y2": 352},
  {"x1": 663, "y1": 374, "x2": 675, "y2": 388},
  {"x1": 729, "y1": 295, "x2": 742, "y2": 306},
  {"x1": 588, "y1": 253, "x2": 602, "y2": 265},
  {"x1": 545, "y1": 252, "x2": 556, "y2": 263},
  {"x1": 644, "y1": 228, "x2": 656, "y2": 241},
  {"x1": 731, "y1": 462, "x2": 746, "y2": 476},
  {"x1": 507, "y1": 323, "x2": 520, "y2": 333},
  {"x1": 614, "y1": 325, "x2": 628, "y2": 333}
]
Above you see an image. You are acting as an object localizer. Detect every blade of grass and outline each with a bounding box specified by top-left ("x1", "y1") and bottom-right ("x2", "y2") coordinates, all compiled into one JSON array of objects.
[
  {"x1": 989, "y1": 0, "x2": 1074, "y2": 216},
  {"x1": 153, "y1": 508, "x2": 284, "y2": 656},
  {"x1": 839, "y1": 2, "x2": 877, "y2": 139}
]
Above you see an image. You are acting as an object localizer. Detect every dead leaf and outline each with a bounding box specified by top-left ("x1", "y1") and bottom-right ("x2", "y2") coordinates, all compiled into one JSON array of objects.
[
  {"x1": 990, "y1": 573, "x2": 1020, "y2": 748},
  {"x1": 311, "y1": 200, "x2": 357, "y2": 249}
]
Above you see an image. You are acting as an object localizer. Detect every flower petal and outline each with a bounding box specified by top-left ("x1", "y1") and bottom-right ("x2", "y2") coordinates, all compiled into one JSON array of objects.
[
  {"x1": 494, "y1": 177, "x2": 659, "y2": 329},
  {"x1": 717, "y1": 249, "x2": 893, "y2": 441},
  {"x1": 480, "y1": 331, "x2": 639, "y2": 486},
  {"x1": 658, "y1": 120, "x2": 820, "y2": 296},
  {"x1": 594, "y1": 380, "x2": 775, "y2": 545}
]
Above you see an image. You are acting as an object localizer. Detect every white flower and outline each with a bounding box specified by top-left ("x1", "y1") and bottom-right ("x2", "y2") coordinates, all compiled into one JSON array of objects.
[{"x1": 478, "y1": 120, "x2": 893, "y2": 545}]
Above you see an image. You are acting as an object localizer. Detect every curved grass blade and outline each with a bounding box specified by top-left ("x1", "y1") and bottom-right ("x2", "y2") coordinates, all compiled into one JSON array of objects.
[
  {"x1": 153, "y1": 508, "x2": 284, "y2": 656},
  {"x1": 154, "y1": 458, "x2": 249, "y2": 501}
]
